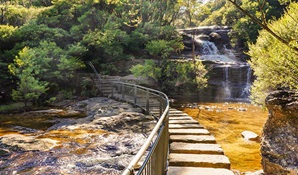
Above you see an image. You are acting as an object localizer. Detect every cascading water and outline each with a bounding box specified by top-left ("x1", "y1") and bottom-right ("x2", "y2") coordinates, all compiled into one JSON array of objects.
[
  {"x1": 240, "y1": 66, "x2": 252, "y2": 98},
  {"x1": 178, "y1": 26, "x2": 253, "y2": 102},
  {"x1": 199, "y1": 40, "x2": 218, "y2": 55},
  {"x1": 222, "y1": 66, "x2": 231, "y2": 99}
]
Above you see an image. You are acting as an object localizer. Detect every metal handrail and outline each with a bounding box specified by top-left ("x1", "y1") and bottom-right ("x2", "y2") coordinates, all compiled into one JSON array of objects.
[{"x1": 92, "y1": 73, "x2": 169, "y2": 175}]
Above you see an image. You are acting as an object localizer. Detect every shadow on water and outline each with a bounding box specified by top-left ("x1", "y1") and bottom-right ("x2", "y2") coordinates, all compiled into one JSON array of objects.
[{"x1": 0, "y1": 115, "x2": 56, "y2": 136}]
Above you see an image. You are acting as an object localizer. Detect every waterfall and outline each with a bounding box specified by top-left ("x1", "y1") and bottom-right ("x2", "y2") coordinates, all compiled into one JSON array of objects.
[
  {"x1": 223, "y1": 66, "x2": 231, "y2": 99},
  {"x1": 178, "y1": 26, "x2": 253, "y2": 102},
  {"x1": 198, "y1": 40, "x2": 235, "y2": 63},
  {"x1": 241, "y1": 66, "x2": 252, "y2": 98},
  {"x1": 199, "y1": 40, "x2": 218, "y2": 55}
]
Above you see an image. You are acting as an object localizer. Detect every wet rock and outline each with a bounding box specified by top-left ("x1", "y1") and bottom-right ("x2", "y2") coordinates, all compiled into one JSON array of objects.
[
  {"x1": 209, "y1": 32, "x2": 222, "y2": 40},
  {"x1": 0, "y1": 148, "x2": 10, "y2": 156},
  {"x1": 243, "y1": 170, "x2": 264, "y2": 175},
  {"x1": 241, "y1": 131, "x2": 260, "y2": 142},
  {"x1": 24, "y1": 108, "x2": 85, "y2": 118},
  {"x1": 0, "y1": 97, "x2": 153, "y2": 174},
  {"x1": 11, "y1": 126, "x2": 43, "y2": 134},
  {"x1": 262, "y1": 90, "x2": 298, "y2": 175},
  {"x1": 237, "y1": 107, "x2": 247, "y2": 111},
  {"x1": 0, "y1": 134, "x2": 59, "y2": 151}
]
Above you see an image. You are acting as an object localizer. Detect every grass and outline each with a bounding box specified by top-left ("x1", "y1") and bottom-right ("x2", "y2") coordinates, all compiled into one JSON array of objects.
[{"x1": 182, "y1": 102, "x2": 268, "y2": 172}]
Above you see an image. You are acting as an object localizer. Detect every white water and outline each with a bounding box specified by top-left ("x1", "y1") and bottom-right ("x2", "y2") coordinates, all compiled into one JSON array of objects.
[
  {"x1": 197, "y1": 39, "x2": 252, "y2": 101},
  {"x1": 222, "y1": 66, "x2": 231, "y2": 99},
  {"x1": 197, "y1": 40, "x2": 236, "y2": 63},
  {"x1": 241, "y1": 66, "x2": 252, "y2": 98}
]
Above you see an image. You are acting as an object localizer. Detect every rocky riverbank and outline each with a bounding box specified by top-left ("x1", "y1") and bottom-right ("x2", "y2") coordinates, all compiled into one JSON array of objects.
[
  {"x1": 0, "y1": 97, "x2": 155, "y2": 174},
  {"x1": 262, "y1": 90, "x2": 298, "y2": 175}
]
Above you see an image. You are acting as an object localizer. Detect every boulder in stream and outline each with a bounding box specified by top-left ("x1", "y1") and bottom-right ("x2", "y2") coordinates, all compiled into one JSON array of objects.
[{"x1": 241, "y1": 131, "x2": 260, "y2": 142}]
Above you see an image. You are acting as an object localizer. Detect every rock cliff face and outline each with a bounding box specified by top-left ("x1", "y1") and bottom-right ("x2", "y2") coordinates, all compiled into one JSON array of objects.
[{"x1": 262, "y1": 90, "x2": 298, "y2": 175}]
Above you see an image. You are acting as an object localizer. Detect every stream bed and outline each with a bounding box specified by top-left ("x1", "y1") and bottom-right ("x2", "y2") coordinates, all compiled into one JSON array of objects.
[
  {"x1": 177, "y1": 102, "x2": 268, "y2": 173},
  {"x1": 0, "y1": 97, "x2": 155, "y2": 175}
]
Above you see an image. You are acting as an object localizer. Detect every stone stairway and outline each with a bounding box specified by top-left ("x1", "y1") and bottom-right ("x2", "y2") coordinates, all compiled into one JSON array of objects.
[{"x1": 167, "y1": 109, "x2": 234, "y2": 175}]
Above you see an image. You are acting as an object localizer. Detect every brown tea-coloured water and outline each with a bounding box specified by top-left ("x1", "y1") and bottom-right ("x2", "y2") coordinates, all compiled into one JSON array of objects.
[
  {"x1": 0, "y1": 97, "x2": 154, "y2": 174},
  {"x1": 180, "y1": 102, "x2": 268, "y2": 172}
]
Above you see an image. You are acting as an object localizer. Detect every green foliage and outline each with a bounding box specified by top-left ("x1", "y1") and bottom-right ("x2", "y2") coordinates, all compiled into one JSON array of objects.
[
  {"x1": 130, "y1": 59, "x2": 162, "y2": 83},
  {"x1": 248, "y1": 2, "x2": 298, "y2": 104},
  {"x1": 196, "y1": 0, "x2": 290, "y2": 49},
  {"x1": 8, "y1": 41, "x2": 85, "y2": 105},
  {"x1": 0, "y1": 25, "x2": 18, "y2": 80},
  {"x1": 131, "y1": 60, "x2": 207, "y2": 92},
  {"x1": 0, "y1": 102, "x2": 25, "y2": 113},
  {"x1": 13, "y1": 22, "x2": 70, "y2": 48},
  {"x1": 146, "y1": 40, "x2": 174, "y2": 60},
  {"x1": 0, "y1": 3, "x2": 45, "y2": 26},
  {"x1": 163, "y1": 61, "x2": 207, "y2": 91},
  {"x1": 30, "y1": 41, "x2": 86, "y2": 82},
  {"x1": 0, "y1": 0, "x2": 193, "y2": 104},
  {"x1": 9, "y1": 47, "x2": 49, "y2": 106},
  {"x1": 0, "y1": 25, "x2": 17, "y2": 42}
]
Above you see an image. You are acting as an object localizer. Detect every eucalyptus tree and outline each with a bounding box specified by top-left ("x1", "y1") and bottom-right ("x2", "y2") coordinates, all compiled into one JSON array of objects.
[
  {"x1": 248, "y1": 2, "x2": 298, "y2": 104},
  {"x1": 226, "y1": 0, "x2": 298, "y2": 53}
]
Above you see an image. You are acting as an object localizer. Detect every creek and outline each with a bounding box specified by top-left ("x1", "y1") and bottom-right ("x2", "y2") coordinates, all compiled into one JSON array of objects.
[
  {"x1": 0, "y1": 97, "x2": 155, "y2": 174},
  {"x1": 1, "y1": 26, "x2": 265, "y2": 174},
  {"x1": 173, "y1": 102, "x2": 268, "y2": 173},
  {"x1": 173, "y1": 26, "x2": 268, "y2": 173}
]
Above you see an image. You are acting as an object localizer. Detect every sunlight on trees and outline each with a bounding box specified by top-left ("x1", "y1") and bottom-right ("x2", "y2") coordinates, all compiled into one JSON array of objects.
[
  {"x1": 8, "y1": 47, "x2": 49, "y2": 106},
  {"x1": 248, "y1": 2, "x2": 298, "y2": 104}
]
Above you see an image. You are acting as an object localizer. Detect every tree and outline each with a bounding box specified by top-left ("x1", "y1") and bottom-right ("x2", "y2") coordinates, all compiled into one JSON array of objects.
[
  {"x1": 8, "y1": 47, "x2": 49, "y2": 106},
  {"x1": 227, "y1": 0, "x2": 298, "y2": 53},
  {"x1": 248, "y1": 2, "x2": 298, "y2": 104},
  {"x1": 177, "y1": 0, "x2": 203, "y2": 27},
  {"x1": 8, "y1": 41, "x2": 85, "y2": 105}
]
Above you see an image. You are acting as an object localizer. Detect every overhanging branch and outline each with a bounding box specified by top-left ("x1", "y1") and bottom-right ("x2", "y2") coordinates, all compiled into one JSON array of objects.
[{"x1": 227, "y1": 0, "x2": 298, "y2": 53}]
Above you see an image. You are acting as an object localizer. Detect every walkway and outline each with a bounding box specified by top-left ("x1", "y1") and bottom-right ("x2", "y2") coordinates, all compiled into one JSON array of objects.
[
  {"x1": 93, "y1": 74, "x2": 234, "y2": 175},
  {"x1": 154, "y1": 108, "x2": 234, "y2": 175}
]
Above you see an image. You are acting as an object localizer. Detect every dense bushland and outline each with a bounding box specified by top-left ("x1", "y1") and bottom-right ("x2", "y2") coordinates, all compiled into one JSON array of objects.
[{"x1": 0, "y1": 0, "x2": 297, "y2": 108}]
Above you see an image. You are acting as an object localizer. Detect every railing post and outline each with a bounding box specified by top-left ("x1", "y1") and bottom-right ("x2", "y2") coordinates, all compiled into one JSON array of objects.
[
  {"x1": 146, "y1": 89, "x2": 149, "y2": 114},
  {"x1": 134, "y1": 85, "x2": 137, "y2": 105}
]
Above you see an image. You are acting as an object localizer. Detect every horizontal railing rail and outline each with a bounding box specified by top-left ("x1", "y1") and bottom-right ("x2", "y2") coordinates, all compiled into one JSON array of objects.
[{"x1": 89, "y1": 63, "x2": 169, "y2": 175}]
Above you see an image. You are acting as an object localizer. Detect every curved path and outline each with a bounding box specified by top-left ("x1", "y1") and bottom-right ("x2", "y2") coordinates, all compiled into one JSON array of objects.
[
  {"x1": 91, "y1": 71, "x2": 234, "y2": 175},
  {"x1": 153, "y1": 108, "x2": 234, "y2": 175}
]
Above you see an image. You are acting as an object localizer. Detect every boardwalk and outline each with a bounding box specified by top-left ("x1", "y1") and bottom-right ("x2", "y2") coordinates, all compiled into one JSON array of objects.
[
  {"x1": 166, "y1": 108, "x2": 234, "y2": 175},
  {"x1": 94, "y1": 75, "x2": 234, "y2": 174}
]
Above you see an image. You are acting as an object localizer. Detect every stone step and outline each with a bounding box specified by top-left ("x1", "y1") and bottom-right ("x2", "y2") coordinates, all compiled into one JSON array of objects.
[
  {"x1": 167, "y1": 167, "x2": 234, "y2": 175},
  {"x1": 169, "y1": 123, "x2": 204, "y2": 129},
  {"x1": 169, "y1": 116, "x2": 193, "y2": 120},
  {"x1": 169, "y1": 108, "x2": 181, "y2": 111},
  {"x1": 169, "y1": 113, "x2": 189, "y2": 117},
  {"x1": 169, "y1": 111, "x2": 185, "y2": 114},
  {"x1": 170, "y1": 143, "x2": 224, "y2": 155},
  {"x1": 169, "y1": 129, "x2": 210, "y2": 135},
  {"x1": 170, "y1": 135, "x2": 216, "y2": 144},
  {"x1": 169, "y1": 153, "x2": 230, "y2": 169},
  {"x1": 169, "y1": 120, "x2": 199, "y2": 124}
]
